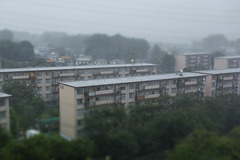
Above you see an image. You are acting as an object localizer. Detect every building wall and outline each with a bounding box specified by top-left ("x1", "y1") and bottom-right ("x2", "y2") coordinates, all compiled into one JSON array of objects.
[
  {"x1": 175, "y1": 53, "x2": 211, "y2": 71},
  {"x1": 214, "y1": 59, "x2": 228, "y2": 69},
  {"x1": 59, "y1": 84, "x2": 76, "y2": 139},
  {"x1": 175, "y1": 55, "x2": 185, "y2": 71},
  {"x1": 0, "y1": 97, "x2": 10, "y2": 130}
]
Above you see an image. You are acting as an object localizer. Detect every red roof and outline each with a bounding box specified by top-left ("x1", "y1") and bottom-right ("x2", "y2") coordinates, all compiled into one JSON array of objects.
[{"x1": 60, "y1": 56, "x2": 72, "y2": 60}]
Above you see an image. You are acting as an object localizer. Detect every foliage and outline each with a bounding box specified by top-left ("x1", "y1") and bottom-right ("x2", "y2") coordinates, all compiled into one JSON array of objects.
[
  {"x1": 0, "y1": 29, "x2": 14, "y2": 41},
  {"x1": 1, "y1": 94, "x2": 240, "y2": 159},
  {"x1": 151, "y1": 44, "x2": 167, "y2": 59},
  {"x1": 160, "y1": 54, "x2": 175, "y2": 72},
  {"x1": 84, "y1": 34, "x2": 149, "y2": 61},
  {"x1": 2, "y1": 80, "x2": 45, "y2": 132},
  {"x1": 202, "y1": 34, "x2": 229, "y2": 50},
  {"x1": 0, "y1": 40, "x2": 35, "y2": 65}
]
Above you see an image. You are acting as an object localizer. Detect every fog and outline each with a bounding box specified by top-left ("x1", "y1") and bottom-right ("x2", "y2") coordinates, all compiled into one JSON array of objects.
[{"x1": 1, "y1": 0, "x2": 240, "y2": 43}]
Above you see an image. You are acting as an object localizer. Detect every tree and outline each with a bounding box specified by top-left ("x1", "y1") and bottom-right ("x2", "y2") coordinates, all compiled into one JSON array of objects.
[
  {"x1": 202, "y1": 34, "x2": 229, "y2": 50},
  {"x1": 161, "y1": 54, "x2": 175, "y2": 72},
  {"x1": 151, "y1": 44, "x2": 166, "y2": 59},
  {"x1": 0, "y1": 29, "x2": 14, "y2": 41}
]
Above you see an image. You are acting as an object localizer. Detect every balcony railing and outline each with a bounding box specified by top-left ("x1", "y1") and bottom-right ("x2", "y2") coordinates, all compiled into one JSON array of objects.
[
  {"x1": 12, "y1": 75, "x2": 29, "y2": 80},
  {"x1": 136, "y1": 69, "x2": 148, "y2": 73},
  {"x1": 95, "y1": 99, "x2": 114, "y2": 105},
  {"x1": 59, "y1": 73, "x2": 75, "y2": 77},
  {"x1": 145, "y1": 94, "x2": 160, "y2": 99},
  {"x1": 144, "y1": 85, "x2": 159, "y2": 90},
  {"x1": 95, "y1": 90, "x2": 114, "y2": 95}
]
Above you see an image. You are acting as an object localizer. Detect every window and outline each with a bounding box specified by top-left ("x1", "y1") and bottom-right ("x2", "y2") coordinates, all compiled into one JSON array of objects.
[
  {"x1": 135, "y1": 83, "x2": 140, "y2": 89},
  {"x1": 96, "y1": 97, "x2": 101, "y2": 101},
  {"x1": 0, "y1": 111, "x2": 6, "y2": 120},
  {"x1": 37, "y1": 79, "x2": 42, "y2": 84},
  {"x1": 45, "y1": 79, "x2": 51, "y2": 84},
  {"x1": 77, "y1": 109, "x2": 84, "y2": 117},
  {"x1": 129, "y1": 84, "x2": 134, "y2": 89},
  {"x1": 37, "y1": 87, "x2": 42, "y2": 91},
  {"x1": 121, "y1": 94, "x2": 125, "y2": 100},
  {"x1": 77, "y1": 120, "x2": 84, "y2": 126},
  {"x1": 77, "y1": 99, "x2": 83, "y2": 105},
  {"x1": 77, "y1": 88, "x2": 83, "y2": 94},
  {"x1": 0, "y1": 99, "x2": 5, "y2": 106},
  {"x1": 46, "y1": 86, "x2": 51, "y2": 91},
  {"x1": 129, "y1": 93, "x2": 135, "y2": 99},
  {"x1": 37, "y1": 72, "x2": 42, "y2": 76},
  {"x1": 172, "y1": 88, "x2": 177, "y2": 94},
  {"x1": 46, "y1": 72, "x2": 51, "y2": 76},
  {"x1": 88, "y1": 76, "x2": 93, "y2": 80},
  {"x1": 46, "y1": 94, "x2": 51, "y2": 99},
  {"x1": 104, "y1": 96, "x2": 109, "y2": 100}
]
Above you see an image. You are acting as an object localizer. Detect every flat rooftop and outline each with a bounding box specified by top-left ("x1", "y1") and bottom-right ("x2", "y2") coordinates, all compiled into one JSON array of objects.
[
  {"x1": 0, "y1": 92, "x2": 11, "y2": 98},
  {"x1": 0, "y1": 63, "x2": 156, "y2": 73},
  {"x1": 196, "y1": 68, "x2": 240, "y2": 75},
  {"x1": 215, "y1": 55, "x2": 240, "y2": 59},
  {"x1": 177, "y1": 52, "x2": 210, "y2": 56},
  {"x1": 61, "y1": 72, "x2": 207, "y2": 88}
]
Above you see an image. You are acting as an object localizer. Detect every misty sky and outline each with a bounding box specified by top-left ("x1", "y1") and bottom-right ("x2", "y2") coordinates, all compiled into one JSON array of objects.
[{"x1": 1, "y1": 0, "x2": 240, "y2": 43}]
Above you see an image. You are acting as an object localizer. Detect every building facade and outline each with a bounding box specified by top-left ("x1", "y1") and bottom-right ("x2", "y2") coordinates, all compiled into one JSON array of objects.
[
  {"x1": 0, "y1": 64, "x2": 157, "y2": 107},
  {"x1": 0, "y1": 92, "x2": 11, "y2": 130},
  {"x1": 175, "y1": 52, "x2": 211, "y2": 71},
  {"x1": 214, "y1": 56, "x2": 240, "y2": 69},
  {"x1": 59, "y1": 72, "x2": 207, "y2": 139},
  {"x1": 197, "y1": 68, "x2": 240, "y2": 96}
]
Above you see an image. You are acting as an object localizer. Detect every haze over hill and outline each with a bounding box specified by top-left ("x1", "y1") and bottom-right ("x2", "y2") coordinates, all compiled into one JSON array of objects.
[{"x1": 1, "y1": 0, "x2": 240, "y2": 43}]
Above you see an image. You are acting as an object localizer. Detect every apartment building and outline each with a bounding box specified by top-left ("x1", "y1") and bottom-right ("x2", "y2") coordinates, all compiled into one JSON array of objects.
[
  {"x1": 175, "y1": 52, "x2": 211, "y2": 71},
  {"x1": 59, "y1": 72, "x2": 207, "y2": 139},
  {"x1": 214, "y1": 56, "x2": 240, "y2": 69},
  {"x1": 0, "y1": 64, "x2": 157, "y2": 107},
  {"x1": 197, "y1": 68, "x2": 240, "y2": 96},
  {"x1": 0, "y1": 92, "x2": 11, "y2": 130}
]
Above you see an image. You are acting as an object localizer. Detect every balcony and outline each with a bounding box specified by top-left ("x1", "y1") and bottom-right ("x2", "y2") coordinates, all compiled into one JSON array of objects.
[
  {"x1": 95, "y1": 99, "x2": 114, "y2": 105},
  {"x1": 100, "y1": 71, "x2": 114, "y2": 75},
  {"x1": 223, "y1": 76, "x2": 233, "y2": 80},
  {"x1": 185, "y1": 81, "x2": 197, "y2": 85},
  {"x1": 12, "y1": 75, "x2": 29, "y2": 80},
  {"x1": 144, "y1": 85, "x2": 159, "y2": 90},
  {"x1": 95, "y1": 90, "x2": 114, "y2": 95},
  {"x1": 59, "y1": 73, "x2": 75, "y2": 77},
  {"x1": 145, "y1": 94, "x2": 160, "y2": 99},
  {"x1": 136, "y1": 69, "x2": 148, "y2": 73}
]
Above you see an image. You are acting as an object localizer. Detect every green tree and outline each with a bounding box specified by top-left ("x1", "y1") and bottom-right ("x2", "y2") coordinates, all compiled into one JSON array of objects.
[
  {"x1": 202, "y1": 34, "x2": 229, "y2": 50},
  {"x1": 151, "y1": 44, "x2": 166, "y2": 59},
  {"x1": 0, "y1": 29, "x2": 14, "y2": 41},
  {"x1": 161, "y1": 54, "x2": 175, "y2": 72}
]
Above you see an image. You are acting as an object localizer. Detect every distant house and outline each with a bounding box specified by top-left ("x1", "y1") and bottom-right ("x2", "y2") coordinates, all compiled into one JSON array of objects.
[
  {"x1": 34, "y1": 44, "x2": 53, "y2": 56},
  {"x1": 46, "y1": 59, "x2": 56, "y2": 65},
  {"x1": 110, "y1": 59, "x2": 125, "y2": 65},
  {"x1": 57, "y1": 56, "x2": 73, "y2": 66},
  {"x1": 75, "y1": 54, "x2": 92, "y2": 65},
  {"x1": 47, "y1": 52, "x2": 59, "y2": 61},
  {"x1": 94, "y1": 59, "x2": 107, "y2": 65}
]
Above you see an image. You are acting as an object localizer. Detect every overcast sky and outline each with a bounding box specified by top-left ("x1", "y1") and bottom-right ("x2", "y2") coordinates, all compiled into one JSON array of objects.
[{"x1": 1, "y1": 0, "x2": 240, "y2": 43}]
